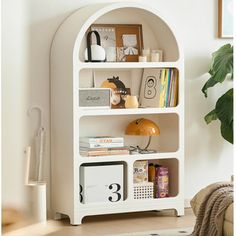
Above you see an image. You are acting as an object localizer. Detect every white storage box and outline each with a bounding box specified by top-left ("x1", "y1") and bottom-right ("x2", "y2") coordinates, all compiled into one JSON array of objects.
[
  {"x1": 80, "y1": 164, "x2": 123, "y2": 203},
  {"x1": 79, "y1": 88, "x2": 111, "y2": 109},
  {"x1": 134, "y1": 182, "x2": 154, "y2": 199}
]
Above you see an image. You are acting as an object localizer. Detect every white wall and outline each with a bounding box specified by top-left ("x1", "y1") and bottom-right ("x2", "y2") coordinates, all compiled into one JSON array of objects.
[
  {"x1": 2, "y1": 0, "x2": 233, "y2": 211},
  {"x1": 2, "y1": 0, "x2": 31, "y2": 209}
]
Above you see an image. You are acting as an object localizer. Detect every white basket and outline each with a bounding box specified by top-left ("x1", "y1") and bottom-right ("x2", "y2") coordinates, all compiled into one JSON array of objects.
[{"x1": 134, "y1": 182, "x2": 154, "y2": 199}]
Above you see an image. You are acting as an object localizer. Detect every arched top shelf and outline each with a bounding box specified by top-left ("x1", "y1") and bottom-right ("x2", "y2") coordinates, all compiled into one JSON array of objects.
[{"x1": 52, "y1": 2, "x2": 183, "y2": 66}]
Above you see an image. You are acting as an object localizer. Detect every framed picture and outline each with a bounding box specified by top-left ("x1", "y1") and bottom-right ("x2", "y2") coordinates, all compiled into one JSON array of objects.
[
  {"x1": 94, "y1": 71, "x2": 131, "y2": 108},
  {"x1": 90, "y1": 24, "x2": 143, "y2": 62},
  {"x1": 218, "y1": 0, "x2": 233, "y2": 38},
  {"x1": 90, "y1": 25, "x2": 117, "y2": 62},
  {"x1": 139, "y1": 69, "x2": 162, "y2": 108}
]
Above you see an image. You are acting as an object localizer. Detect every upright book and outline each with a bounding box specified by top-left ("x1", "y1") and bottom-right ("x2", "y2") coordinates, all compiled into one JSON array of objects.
[{"x1": 159, "y1": 69, "x2": 166, "y2": 108}]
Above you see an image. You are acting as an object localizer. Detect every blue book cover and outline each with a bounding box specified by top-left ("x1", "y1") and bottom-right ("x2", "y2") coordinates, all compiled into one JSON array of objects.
[{"x1": 165, "y1": 69, "x2": 172, "y2": 107}]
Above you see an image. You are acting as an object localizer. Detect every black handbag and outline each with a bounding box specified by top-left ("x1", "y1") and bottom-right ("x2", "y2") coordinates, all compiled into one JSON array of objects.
[{"x1": 84, "y1": 30, "x2": 106, "y2": 62}]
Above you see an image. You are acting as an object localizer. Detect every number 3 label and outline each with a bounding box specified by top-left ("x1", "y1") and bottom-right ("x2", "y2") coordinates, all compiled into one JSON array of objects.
[
  {"x1": 108, "y1": 183, "x2": 122, "y2": 202},
  {"x1": 79, "y1": 184, "x2": 83, "y2": 203}
]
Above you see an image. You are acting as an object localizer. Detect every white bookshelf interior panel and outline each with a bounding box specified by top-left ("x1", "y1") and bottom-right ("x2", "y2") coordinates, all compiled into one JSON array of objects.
[
  {"x1": 79, "y1": 113, "x2": 179, "y2": 153},
  {"x1": 79, "y1": 68, "x2": 143, "y2": 96},
  {"x1": 79, "y1": 7, "x2": 179, "y2": 62}
]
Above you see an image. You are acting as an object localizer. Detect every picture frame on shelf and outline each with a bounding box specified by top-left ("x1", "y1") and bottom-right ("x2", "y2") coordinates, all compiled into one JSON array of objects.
[
  {"x1": 94, "y1": 70, "x2": 131, "y2": 108},
  {"x1": 218, "y1": 0, "x2": 233, "y2": 38},
  {"x1": 90, "y1": 24, "x2": 143, "y2": 62},
  {"x1": 90, "y1": 25, "x2": 117, "y2": 62},
  {"x1": 139, "y1": 69, "x2": 162, "y2": 108},
  {"x1": 116, "y1": 24, "x2": 143, "y2": 62}
]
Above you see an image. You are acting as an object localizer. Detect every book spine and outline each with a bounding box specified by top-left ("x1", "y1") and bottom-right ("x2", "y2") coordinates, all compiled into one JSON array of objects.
[
  {"x1": 80, "y1": 149, "x2": 130, "y2": 157},
  {"x1": 108, "y1": 149, "x2": 130, "y2": 154},
  {"x1": 148, "y1": 163, "x2": 156, "y2": 196},
  {"x1": 167, "y1": 69, "x2": 174, "y2": 107},
  {"x1": 159, "y1": 69, "x2": 166, "y2": 108},
  {"x1": 80, "y1": 142, "x2": 124, "y2": 148},
  {"x1": 156, "y1": 69, "x2": 162, "y2": 108},
  {"x1": 170, "y1": 72, "x2": 175, "y2": 107},
  {"x1": 165, "y1": 68, "x2": 172, "y2": 107},
  {"x1": 155, "y1": 165, "x2": 159, "y2": 198},
  {"x1": 80, "y1": 137, "x2": 124, "y2": 143},
  {"x1": 155, "y1": 167, "x2": 169, "y2": 198},
  {"x1": 163, "y1": 69, "x2": 169, "y2": 107},
  {"x1": 173, "y1": 70, "x2": 178, "y2": 106},
  {"x1": 170, "y1": 70, "x2": 178, "y2": 107}
]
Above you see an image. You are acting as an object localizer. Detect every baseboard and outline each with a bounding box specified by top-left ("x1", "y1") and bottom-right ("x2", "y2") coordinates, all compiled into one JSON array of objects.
[{"x1": 184, "y1": 199, "x2": 191, "y2": 208}]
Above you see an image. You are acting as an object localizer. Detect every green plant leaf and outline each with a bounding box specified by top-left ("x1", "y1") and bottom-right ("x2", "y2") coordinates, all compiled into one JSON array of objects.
[
  {"x1": 202, "y1": 44, "x2": 233, "y2": 97},
  {"x1": 215, "y1": 88, "x2": 233, "y2": 144},
  {"x1": 210, "y1": 44, "x2": 233, "y2": 79},
  {"x1": 204, "y1": 109, "x2": 218, "y2": 124},
  {"x1": 204, "y1": 89, "x2": 233, "y2": 143},
  {"x1": 215, "y1": 88, "x2": 233, "y2": 125},
  {"x1": 221, "y1": 122, "x2": 233, "y2": 144},
  {"x1": 202, "y1": 78, "x2": 218, "y2": 97}
]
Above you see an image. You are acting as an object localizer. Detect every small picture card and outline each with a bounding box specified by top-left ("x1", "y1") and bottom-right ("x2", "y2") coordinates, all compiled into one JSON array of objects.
[{"x1": 139, "y1": 69, "x2": 162, "y2": 108}]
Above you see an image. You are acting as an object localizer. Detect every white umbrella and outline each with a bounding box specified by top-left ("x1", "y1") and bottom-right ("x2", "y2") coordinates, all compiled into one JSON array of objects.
[{"x1": 35, "y1": 126, "x2": 45, "y2": 182}]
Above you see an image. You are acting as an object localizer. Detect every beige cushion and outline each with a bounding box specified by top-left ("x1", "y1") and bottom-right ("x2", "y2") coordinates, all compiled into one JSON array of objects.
[
  {"x1": 190, "y1": 182, "x2": 228, "y2": 215},
  {"x1": 190, "y1": 182, "x2": 233, "y2": 236}
]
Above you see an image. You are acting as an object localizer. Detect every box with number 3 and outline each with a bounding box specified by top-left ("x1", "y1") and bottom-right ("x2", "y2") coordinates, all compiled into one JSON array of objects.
[{"x1": 80, "y1": 164, "x2": 124, "y2": 203}]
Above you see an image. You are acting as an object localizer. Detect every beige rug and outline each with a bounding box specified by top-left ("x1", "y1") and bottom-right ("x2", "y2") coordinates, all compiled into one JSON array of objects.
[{"x1": 106, "y1": 227, "x2": 193, "y2": 236}]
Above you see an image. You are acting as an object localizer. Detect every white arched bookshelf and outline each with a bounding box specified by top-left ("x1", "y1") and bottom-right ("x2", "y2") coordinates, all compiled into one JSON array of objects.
[{"x1": 51, "y1": 2, "x2": 184, "y2": 225}]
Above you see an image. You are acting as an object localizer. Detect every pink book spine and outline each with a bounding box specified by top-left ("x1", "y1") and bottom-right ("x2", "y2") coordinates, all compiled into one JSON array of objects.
[{"x1": 155, "y1": 167, "x2": 169, "y2": 198}]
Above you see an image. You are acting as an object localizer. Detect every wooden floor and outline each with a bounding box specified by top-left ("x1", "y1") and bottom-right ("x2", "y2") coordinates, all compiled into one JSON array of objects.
[{"x1": 3, "y1": 208, "x2": 195, "y2": 236}]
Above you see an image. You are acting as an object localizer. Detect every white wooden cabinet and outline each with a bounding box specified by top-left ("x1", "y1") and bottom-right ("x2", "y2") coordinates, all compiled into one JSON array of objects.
[{"x1": 51, "y1": 2, "x2": 184, "y2": 225}]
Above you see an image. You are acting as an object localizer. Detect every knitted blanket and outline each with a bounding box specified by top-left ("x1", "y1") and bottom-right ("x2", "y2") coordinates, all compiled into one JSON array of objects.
[{"x1": 190, "y1": 182, "x2": 233, "y2": 236}]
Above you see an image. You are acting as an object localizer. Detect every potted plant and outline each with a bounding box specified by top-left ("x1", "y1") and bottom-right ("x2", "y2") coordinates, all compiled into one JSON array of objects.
[{"x1": 202, "y1": 44, "x2": 233, "y2": 144}]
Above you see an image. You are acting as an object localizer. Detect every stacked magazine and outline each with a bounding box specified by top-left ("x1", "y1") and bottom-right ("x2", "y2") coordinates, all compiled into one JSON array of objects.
[{"x1": 80, "y1": 136, "x2": 130, "y2": 157}]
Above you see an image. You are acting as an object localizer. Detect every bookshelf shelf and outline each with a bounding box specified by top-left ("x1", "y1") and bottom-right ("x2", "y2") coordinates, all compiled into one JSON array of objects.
[
  {"x1": 77, "y1": 61, "x2": 180, "y2": 70},
  {"x1": 78, "y1": 107, "x2": 180, "y2": 117},
  {"x1": 78, "y1": 151, "x2": 180, "y2": 164},
  {"x1": 51, "y1": 2, "x2": 184, "y2": 225}
]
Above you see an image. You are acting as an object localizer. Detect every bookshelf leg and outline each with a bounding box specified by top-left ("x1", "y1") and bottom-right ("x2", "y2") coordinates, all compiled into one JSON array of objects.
[
  {"x1": 175, "y1": 207, "x2": 185, "y2": 217},
  {"x1": 69, "y1": 215, "x2": 83, "y2": 225}
]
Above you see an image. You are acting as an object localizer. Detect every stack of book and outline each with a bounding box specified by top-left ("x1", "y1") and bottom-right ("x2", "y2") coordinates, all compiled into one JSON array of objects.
[
  {"x1": 80, "y1": 136, "x2": 130, "y2": 157},
  {"x1": 159, "y1": 68, "x2": 178, "y2": 108}
]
